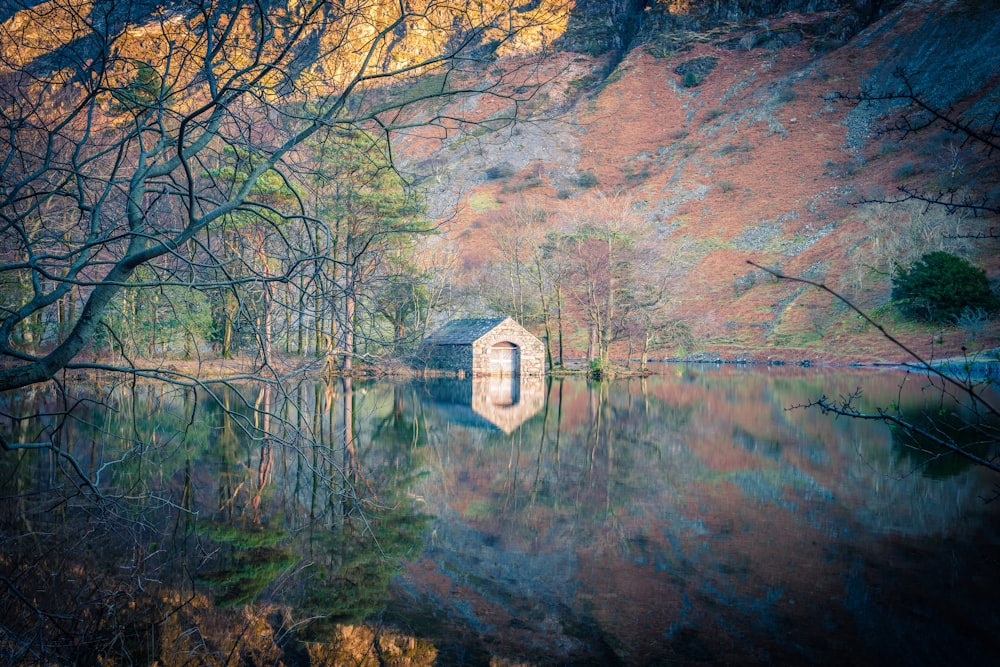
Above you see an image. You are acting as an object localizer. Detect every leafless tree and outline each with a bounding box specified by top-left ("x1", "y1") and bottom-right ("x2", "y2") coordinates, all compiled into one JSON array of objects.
[
  {"x1": 0, "y1": 7, "x2": 568, "y2": 653},
  {"x1": 790, "y1": 68, "x2": 1000, "y2": 480},
  {"x1": 0, "y1": 0, "x2": 564, "y2": 644},
  {"x1": 750, "y1": 260, "x2": 1000, "y2": 483},
  {"x1": 839, "y1": 67, "x2": 999, "y2": 229},
  {"x1": 545, "y1": 192, "x2": 664, "y2": 375},
  {"x1": 0, "y1": 0, "x2": 567, "y2": 446}
]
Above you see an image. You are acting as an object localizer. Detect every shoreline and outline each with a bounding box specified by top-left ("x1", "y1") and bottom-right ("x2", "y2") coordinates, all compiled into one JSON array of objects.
[{"x1": 4, "y1": 347, "x2": 996, "y2": 384}]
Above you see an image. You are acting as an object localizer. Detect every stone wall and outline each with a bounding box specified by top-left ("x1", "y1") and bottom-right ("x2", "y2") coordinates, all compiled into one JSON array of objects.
[
  {"x1": 424, "y1": 318, "x2": 546, "y2": 376},
  {"x1": 470, "y1": 320, "x2": 546, "y2": 376},
  {"x1": 425, "y1": 344, "x2": 473, "y2": 373}
]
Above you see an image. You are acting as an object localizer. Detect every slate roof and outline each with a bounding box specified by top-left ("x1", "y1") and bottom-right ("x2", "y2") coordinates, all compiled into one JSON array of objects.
[{"x1": 425, "y1": 317, "x2": 508, "y2": 345}]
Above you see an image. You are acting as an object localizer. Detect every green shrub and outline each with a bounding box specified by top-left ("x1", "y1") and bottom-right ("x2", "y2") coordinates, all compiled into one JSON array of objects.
[
  {"x1": 674, "y1": 56, "x2": 717, "y2": 88},
  {"x1": 704, "y1": 107, "x2": 724, "y2": 122},
  {"x1": 576, "y1": 169, "x2": 599, "y2": 188},
  {"x1": 484, "y1": 163, "x2": 515, "y2": 180},
  {"x1": 589, "y1": 357, "x2": 609, "y2": 380},
  {"x1": 891, "y1": 251, "x2": 999, "y2": 323}
]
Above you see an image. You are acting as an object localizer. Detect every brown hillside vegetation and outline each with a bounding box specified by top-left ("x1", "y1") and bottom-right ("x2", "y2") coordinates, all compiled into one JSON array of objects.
[
  {"x1": 398, "y1": 0, "x2": 1000, "y2": 365},
  {"x1": 0, "y1": 0, "x2": 996, "y2": 376},
  {"x1": 1, "y1": 4, "x2": 999, "y2": 666}
]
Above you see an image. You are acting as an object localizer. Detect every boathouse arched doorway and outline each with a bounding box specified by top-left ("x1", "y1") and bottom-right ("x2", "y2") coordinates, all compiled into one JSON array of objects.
[{"x1": 489, "y1": 341, "x2": 519, "y2": 376}]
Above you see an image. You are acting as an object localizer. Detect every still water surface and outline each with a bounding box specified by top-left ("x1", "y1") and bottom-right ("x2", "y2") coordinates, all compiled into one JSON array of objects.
[{"x1": 1, "y1": 366, "x2": 998, "y2": 665}]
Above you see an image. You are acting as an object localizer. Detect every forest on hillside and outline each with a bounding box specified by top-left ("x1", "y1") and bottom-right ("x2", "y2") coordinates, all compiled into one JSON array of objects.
[
  {"x1": 3, "y1": 0, "x2": 998, "y2": 394},
  {"x1": 0, "y1": 0, "x2": 565, "y2": 388},
  {"x1": 0, "y1": 0, "x2": 697, "y2": 384}
]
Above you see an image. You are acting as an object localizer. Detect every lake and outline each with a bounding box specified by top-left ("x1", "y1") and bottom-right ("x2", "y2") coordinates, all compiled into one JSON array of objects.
[{"x1": 1, "y1": 365, "x2": 998, "y2": 665}]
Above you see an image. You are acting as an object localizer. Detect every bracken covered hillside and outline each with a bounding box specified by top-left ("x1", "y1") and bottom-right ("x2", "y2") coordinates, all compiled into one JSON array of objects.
[
  {"x1": 397, "y1": 0, "x2": 1000, "y2": 364},
  {"x1": 2, "y1": 0, "x2": 997, "y2": 368}
]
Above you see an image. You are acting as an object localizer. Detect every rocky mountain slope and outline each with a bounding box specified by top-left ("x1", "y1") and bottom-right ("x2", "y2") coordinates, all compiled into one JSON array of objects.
[
  {"x1": 397, "y1": 0, "x2": 1000, "y2": 363},
  {"x1": 3, "y1": 0, "x2": 997, "y2": 366}
]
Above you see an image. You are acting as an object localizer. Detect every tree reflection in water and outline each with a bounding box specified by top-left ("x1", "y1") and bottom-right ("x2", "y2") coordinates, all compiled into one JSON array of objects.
[
  {"x1": 0, "y1": 378, "x2": 429, "y2": 664},
  {"x1": 1, "y1": 368, "x2": 998, "y2": 665}
]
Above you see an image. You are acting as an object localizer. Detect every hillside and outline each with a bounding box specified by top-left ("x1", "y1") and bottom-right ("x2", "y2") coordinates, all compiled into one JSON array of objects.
[
  {"x1": 1, "y1": 0, "x2": 998, "y2": 373},
  {"x1": 396, "y1": 0, "x2": 1000, "y2": 364}
]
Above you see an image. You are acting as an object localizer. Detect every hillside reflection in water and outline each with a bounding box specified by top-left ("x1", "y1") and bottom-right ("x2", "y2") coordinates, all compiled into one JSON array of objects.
[{"x1": 1, "y1": 366, "x2": 998, "y2": 665}]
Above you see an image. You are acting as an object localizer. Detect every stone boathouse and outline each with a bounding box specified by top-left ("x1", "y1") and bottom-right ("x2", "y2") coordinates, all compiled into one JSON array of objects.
[{"x1": 422, "y1": 317, "x2": 546, "y2": 376}]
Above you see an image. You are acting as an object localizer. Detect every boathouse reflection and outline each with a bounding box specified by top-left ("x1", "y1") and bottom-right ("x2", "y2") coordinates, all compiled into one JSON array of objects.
[{"x1": 424, "y1": 375, "x2": 546, "y2": 433}]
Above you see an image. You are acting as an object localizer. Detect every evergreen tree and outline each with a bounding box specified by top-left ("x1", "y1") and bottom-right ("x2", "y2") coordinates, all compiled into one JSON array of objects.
[{"x1": 892, "y1": 251, "x2": 999, "y2": 323}]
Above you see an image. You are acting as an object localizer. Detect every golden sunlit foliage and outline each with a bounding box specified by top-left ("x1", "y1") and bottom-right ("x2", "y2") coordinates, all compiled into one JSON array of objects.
[{"x1": 0, "y1": 0, "x2": 568, "y2": 394}]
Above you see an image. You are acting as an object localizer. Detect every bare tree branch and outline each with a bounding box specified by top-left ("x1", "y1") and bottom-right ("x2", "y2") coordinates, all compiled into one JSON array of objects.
[{"x1": 750, "y1": 259, "x2": 1000, "y2": 476}]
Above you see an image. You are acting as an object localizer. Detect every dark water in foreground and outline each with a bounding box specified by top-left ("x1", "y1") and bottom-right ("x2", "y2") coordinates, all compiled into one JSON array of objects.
[{"x1": 1, "y1": 366, "x2": 998, "y2": 665}]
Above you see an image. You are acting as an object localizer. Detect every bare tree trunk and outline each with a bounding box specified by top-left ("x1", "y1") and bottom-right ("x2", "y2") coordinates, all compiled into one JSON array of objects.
[
  {"x1": 534, "y1": 258, "x2": 554, "y2": 372},
  {"x1": 261, "y1": 284, "x2": 273, "y2": 364},
  {"x1": 343, "y1": 260, "x2": 355, "y2": 375},
  {"x1": 556, "y1": 283, "x2": 565, "y2": 369},
  {"x1": 66, "y1": 287, "x2": 75, "y2": 348},
  {"x1": 57, "y1": 294, "x2": 66, "y2": 344},
  {"x1": 222, "y1": 312, "x2": 233, "y2": 359},
  {"x1": 298, "y1": 273, "x2": 306, "y2": 356},
  {"x1": 315, "y1": 292, "x2": 324, "y2": 358},
  {"x1": 640, "y1": 332, "x2": 650, "y2": 372},
  {"x1": 284, "y1": 280, "x2": 291, "y2": 355}
]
